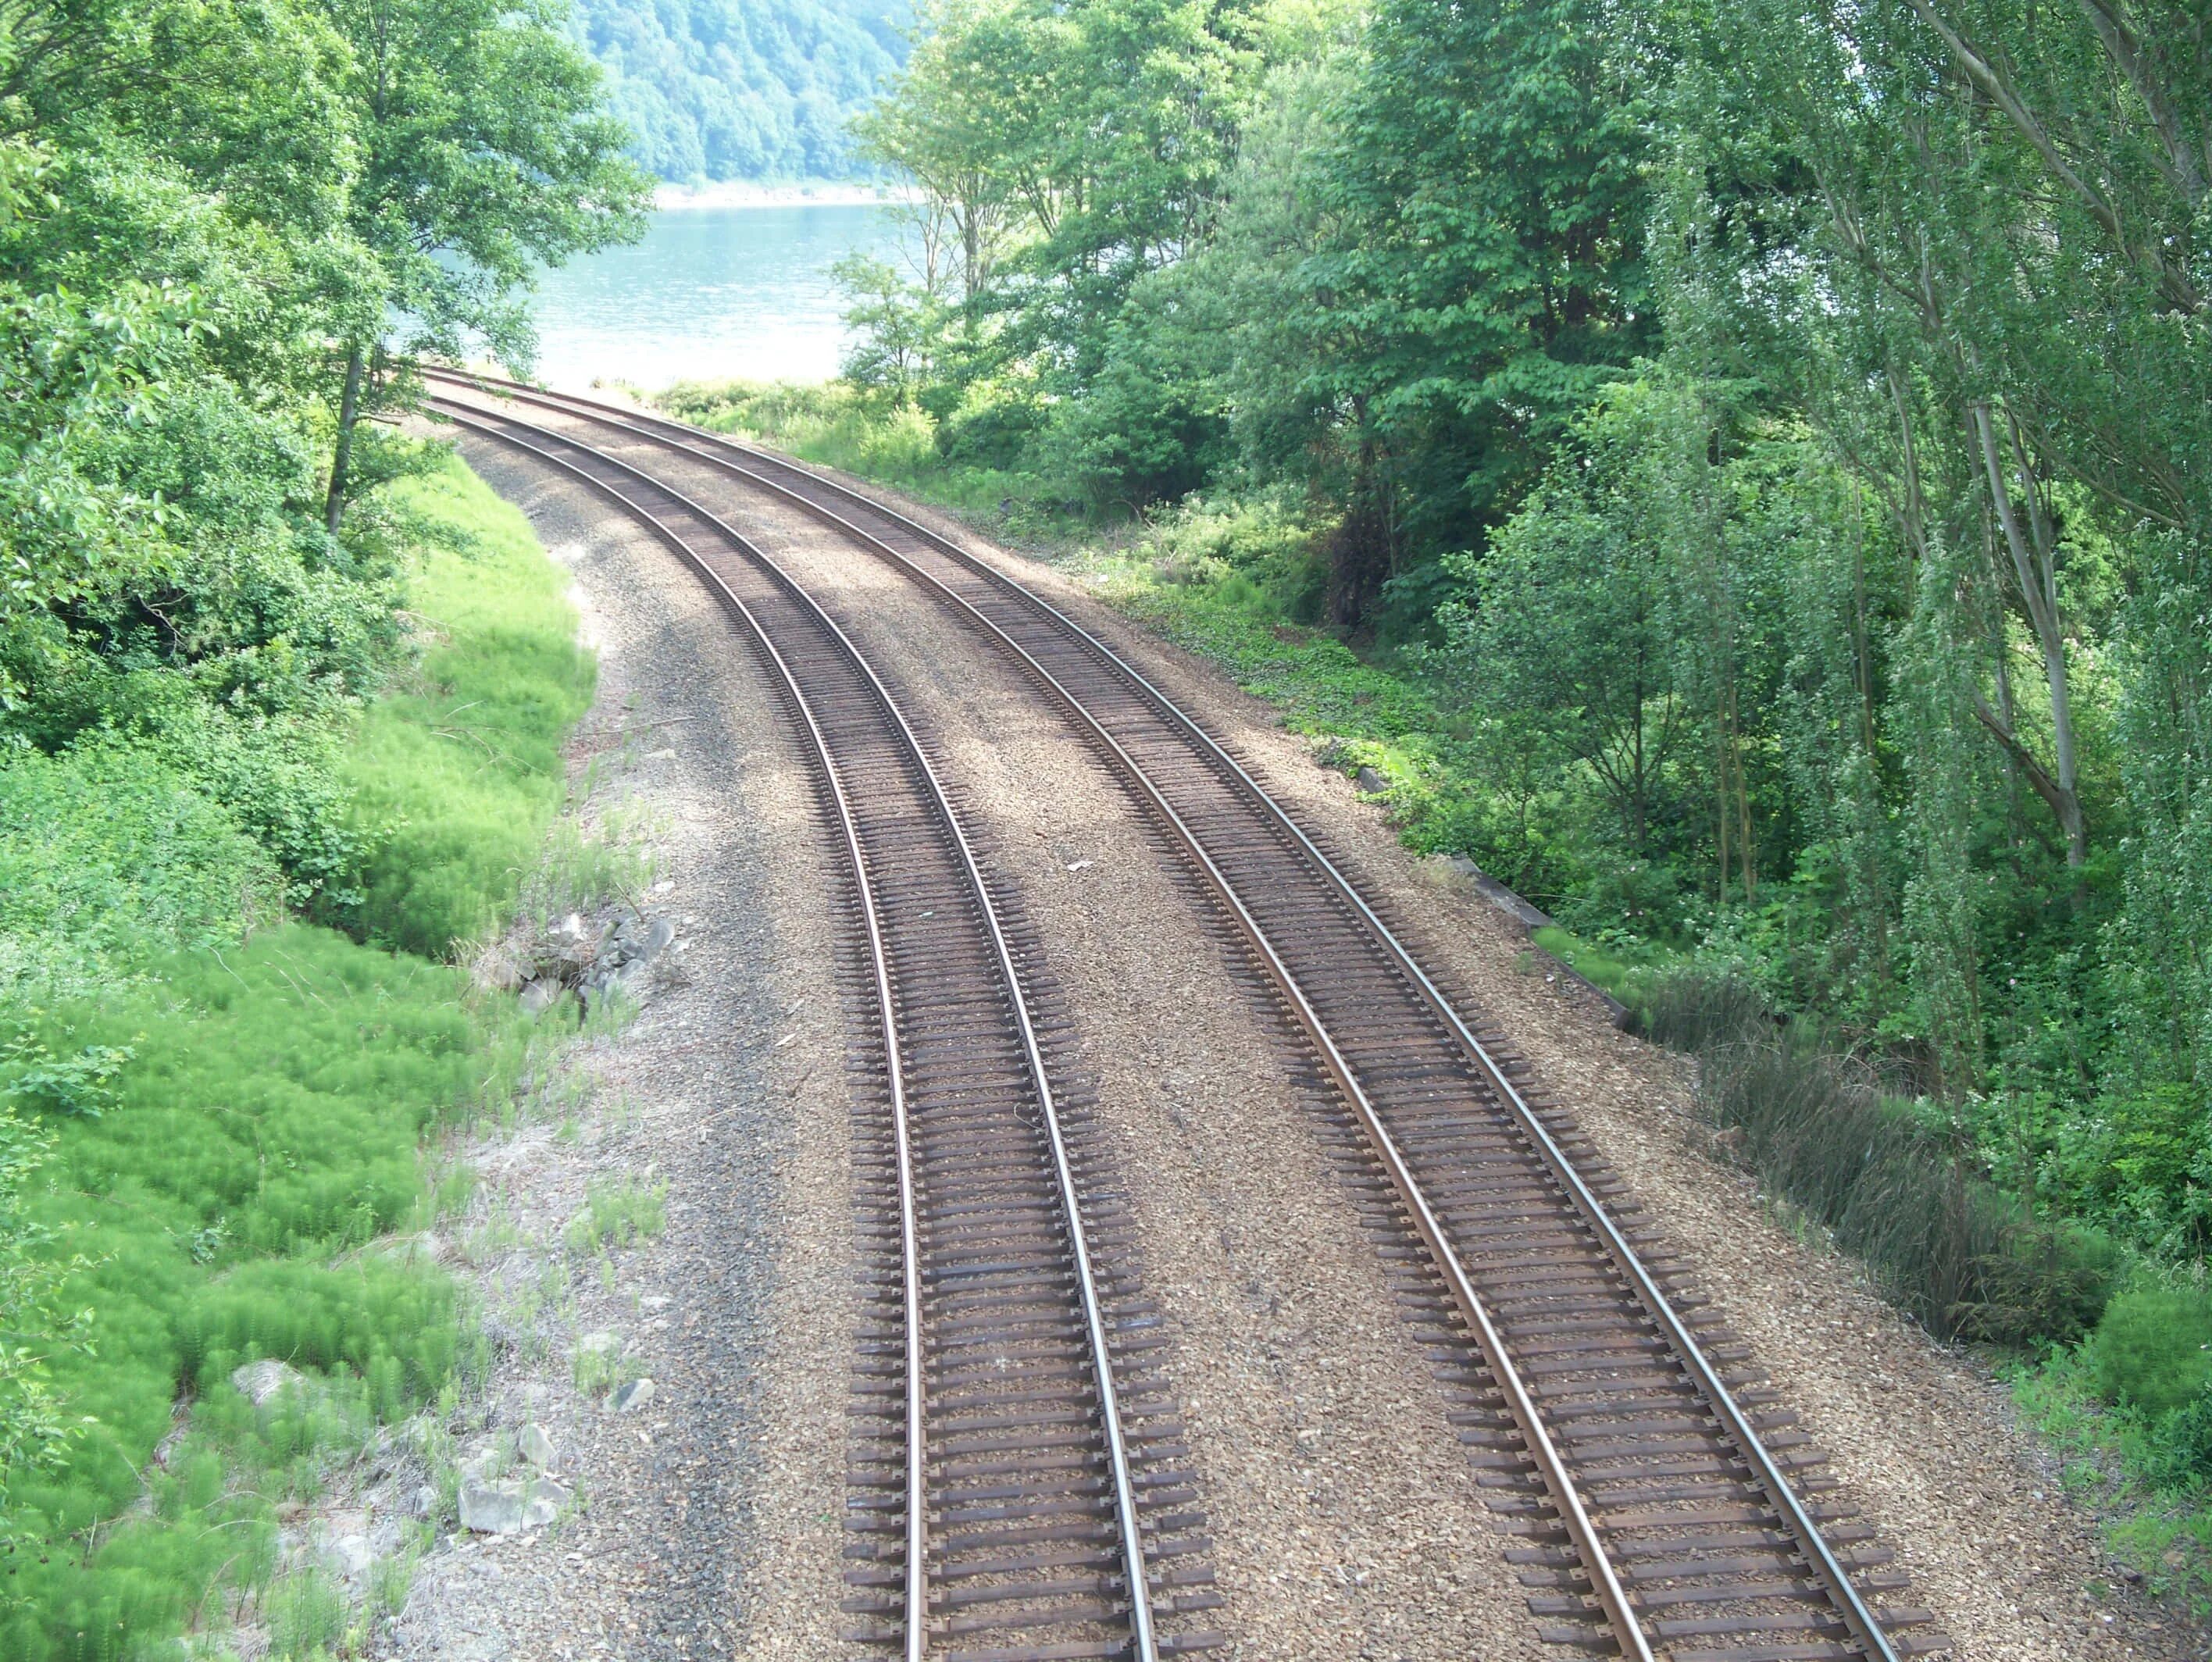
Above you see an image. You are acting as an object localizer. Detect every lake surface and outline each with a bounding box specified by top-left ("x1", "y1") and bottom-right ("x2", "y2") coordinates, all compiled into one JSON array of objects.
[{"x1": 528, "y1": 203, "x2": 913, "y2": 392}]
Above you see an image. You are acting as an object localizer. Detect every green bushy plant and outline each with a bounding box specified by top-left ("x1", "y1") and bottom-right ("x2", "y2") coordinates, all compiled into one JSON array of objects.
[
  {"x1": 655, "y1": 379, "x2": 1054, "y2": 525},
  {"x1": 0, "y1": 743, "x2": 281, "y2": 1001},
  {"x1": 2092, "y1": 1287, "x2": 2212, "y2": 1419},
  {"x1": 0, "y1": 924, "x2": 530, "y2": 1657}
]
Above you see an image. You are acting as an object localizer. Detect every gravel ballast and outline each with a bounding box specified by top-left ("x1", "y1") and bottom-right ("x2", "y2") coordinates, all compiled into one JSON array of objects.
[{"x1": 393, "y1": 442, "x2": 855, "y2": 1659}]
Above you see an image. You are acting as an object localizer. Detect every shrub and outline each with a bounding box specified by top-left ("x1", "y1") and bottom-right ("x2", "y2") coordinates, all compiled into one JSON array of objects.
[
  {"x1": 0, "y1": 741, "x2": 280, "y2": 1000},
  {"x1": 1640, "y1": 970, "x2": 2115, "y2": 1344},
  {"x1": 2092, "y1": 1286, "x2": 2212, "y2": 1418}
]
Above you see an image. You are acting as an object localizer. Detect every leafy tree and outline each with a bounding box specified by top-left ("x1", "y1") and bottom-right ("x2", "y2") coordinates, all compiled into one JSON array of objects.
[
  {"x1": 316, "y1": 0, "x2": 652, "y2": 530},
  {"x1": 1298, "y1": 0, "x2": 1667, "y2": 616}
]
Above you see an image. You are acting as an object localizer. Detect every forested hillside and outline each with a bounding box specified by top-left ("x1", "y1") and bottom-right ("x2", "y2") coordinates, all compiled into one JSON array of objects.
[
  {"x1": 690, "y1": 0, "x2": 2212, "y2": 1503},
  {"x1": 570, "y1": 0, "x2": 911, "y2": 180}
]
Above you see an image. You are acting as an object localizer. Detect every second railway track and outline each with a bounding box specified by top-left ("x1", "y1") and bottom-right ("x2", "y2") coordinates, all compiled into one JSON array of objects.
[{"x1": 432, "y1": 369, "x2": 1952, "y2": 1662}]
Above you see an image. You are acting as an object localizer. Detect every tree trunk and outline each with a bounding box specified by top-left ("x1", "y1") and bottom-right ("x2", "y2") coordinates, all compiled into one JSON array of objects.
[
  {"x1": 325, "y1": 342, "x2": 366, "y2": 536},
  {"x1": 1971, "y1": 401, "x2": 2087, "y2": 867},
  {"x1": 1328, "y1": 427, "x2": 1393, "y2": 626}
]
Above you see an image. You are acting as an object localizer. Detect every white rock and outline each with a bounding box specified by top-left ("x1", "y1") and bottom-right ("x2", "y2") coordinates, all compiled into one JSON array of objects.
[
  {"x1": 519, "y1": 1423, "x2": 558, "y2": 1470},
  {"x1": 230, "y1": 1359, "x2": 309, "y2": 1407},
  {"x1": 458, "y1": 1479, "x2": 526, "y2": 1535},
  {"x1": 610, "y1": 1377, "x2": 655, "y2": 1414},
  {"x1": 576, "y1": 1329, "x2": 622, "y2": 1357},
  {"x1": 324, "y1": 1533, "x2": 375, "y2": 1582},
  {"x1": 520, "y1": 1477, "x2": 573, "y2": 1528}
]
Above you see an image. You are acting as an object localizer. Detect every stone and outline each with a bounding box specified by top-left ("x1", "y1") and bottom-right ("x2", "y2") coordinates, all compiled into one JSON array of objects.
[
  {"x1": 519, "y1": 978, "x2": 564, "y2": 1015},
  {"x1": 324, "y1": 1533, "x2": 375, "y2": 1582},
  {"x1": 1354, "y1": 765, "x2": 1387, "y2": 795},
  {"x1": 406, "y1": 1483, "x2": 440, "y2": 1519},
  {"x1": 577, "y1": 1329, "x2": 623, "y2": 1357},
  {"x1": 520, "y1": 1477, "x2": 573, "y2": 1528},
  {"x1": 458, "y1": 1479, "x2": 527, "y2": 1535},
  {"x1": 519, "y1": 1423, "x2": 558, "y2": 1471},
  {"x1": 230, "y1": 1359, "x2": 309, "y2": 1407},
  {"x1": 609, "y1": 1376, "x2": 655, "y2": 1414}
]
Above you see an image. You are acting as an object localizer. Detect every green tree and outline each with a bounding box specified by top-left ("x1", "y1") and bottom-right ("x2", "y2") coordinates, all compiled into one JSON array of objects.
[
  {"x1": 317, "y1": 0, "x2": 651, "y2": 530},
  {"x1": 1297, "y1": 0, "x2": 1666, "y2": 619}
]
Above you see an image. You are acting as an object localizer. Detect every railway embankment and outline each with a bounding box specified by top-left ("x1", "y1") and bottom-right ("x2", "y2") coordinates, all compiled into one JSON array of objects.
[{"x1": 0, "y1": 459, "x2": 611, "y2": 1658}]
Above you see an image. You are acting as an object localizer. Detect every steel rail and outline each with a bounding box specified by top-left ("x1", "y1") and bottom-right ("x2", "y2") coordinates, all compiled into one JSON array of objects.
[
  {"x1": 431, "y1": 399, "x2": 1160, "y2": 1662},
  {"x1": 426, "y1": 366, "x2": 1905, "y2": 1662}
]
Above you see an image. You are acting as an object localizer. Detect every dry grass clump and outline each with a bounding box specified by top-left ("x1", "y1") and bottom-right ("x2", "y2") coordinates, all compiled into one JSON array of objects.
[{"x1": 1638, "y1": 972, "x2": 2114, "y2": 1344}]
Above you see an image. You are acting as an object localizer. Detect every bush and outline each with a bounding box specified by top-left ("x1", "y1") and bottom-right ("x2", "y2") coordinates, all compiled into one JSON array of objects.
[
  {"x1": 655, "y1": 378, "x2": 1054, "y2": 524},
  {"x1": 1638, "y1": 970, "x2": 2116, "y2": 1343},
  {"x1": 0, "y1": 740, "x2": 281, "y2": 1001},
  {"x1": 2092, "y1": 1286, "x2": 2212, "y2": 1419}
]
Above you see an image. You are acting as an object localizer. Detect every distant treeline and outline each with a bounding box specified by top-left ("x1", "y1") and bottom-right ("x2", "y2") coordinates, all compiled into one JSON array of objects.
[{"x1": 570, "y1": 0, "x2": 912, "y2": 181}]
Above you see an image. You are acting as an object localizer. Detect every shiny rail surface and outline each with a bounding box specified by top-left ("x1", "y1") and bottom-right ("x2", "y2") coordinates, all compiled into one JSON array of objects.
[
  {"x1": 428, "y1": 369, "x2": 1949, "y2": 1662},
  {"x1": 433, "y1": 398, "x2": 1221, "y2": 1662}
]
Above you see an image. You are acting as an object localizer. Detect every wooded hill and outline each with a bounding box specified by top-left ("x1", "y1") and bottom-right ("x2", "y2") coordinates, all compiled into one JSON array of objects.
[{"x1": 569, "y1": 0, "x2": 912, "y2": 181}]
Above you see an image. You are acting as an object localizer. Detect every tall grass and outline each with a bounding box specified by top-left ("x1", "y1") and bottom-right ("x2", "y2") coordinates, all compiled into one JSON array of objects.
[
  {"x1": 0, "y1": 744, "x2": 282, "y2": 1004},
  {"x1": 341, "y1": 456, "x2": 595, "y2": 958},
  {"x1": 1638, "y1": 972, "x2": 2114, "y2": 1343},
  {"x1": 0, "y1": 926, "x2": 525, "y2": 1658},
  {"x1": 656, "y1": 380, "x2": 1043, "y2": 520}
]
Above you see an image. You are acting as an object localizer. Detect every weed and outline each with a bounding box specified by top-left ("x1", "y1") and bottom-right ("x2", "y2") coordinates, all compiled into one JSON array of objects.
[
  {"x1": 343, "y1": 458, "x2": 596, "y2": 959},
  {"x1": 265, "y1": 1566, "x2": 348, "y2": 1660},
  {"x1": 564, "y1": 1176, "x2": 667, "y2": 1255}
]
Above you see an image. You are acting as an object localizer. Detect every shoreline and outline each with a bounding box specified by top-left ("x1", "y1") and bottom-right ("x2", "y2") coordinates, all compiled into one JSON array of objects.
[{"x1": 651, "y1": 180, "x2": 921, "y2": 212}]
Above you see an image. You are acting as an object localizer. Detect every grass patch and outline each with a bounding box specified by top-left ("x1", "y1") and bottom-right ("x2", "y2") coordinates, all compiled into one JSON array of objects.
[
  {"x1": 1636, "y1": 972, "x2": 2116, "y2": 1345},
  {"x1": 0, "y1": 743, "x2": 284, "y2": 1004},
  {"x1": 343, "y1": 455, "x2": 596, "y2": 958},
  {"x1": 655, "y1": 380, "x2": 1044, "y2": 524},
  {"x1": 562, "y1": 1175, "x2": 666, "y2": 1256},
  {"x1": 0, "y1": 926, "x2": 530, "y2": 1658},
  {"x1": 1529, "y1": 925, "x2": 1675, "y2": 1001},
  {"x1": 2014, "y1": 1343, "x2": 2212, "y2": 1609}
]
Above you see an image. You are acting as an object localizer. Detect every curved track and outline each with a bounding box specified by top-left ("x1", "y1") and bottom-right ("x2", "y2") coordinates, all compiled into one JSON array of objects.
[
  {"x1": 431, "y1": 369, "x2": 1948, "y2": 1662},
  {"x1": 435, "y1": 400, "x2": 1219, "y2": 1662}
]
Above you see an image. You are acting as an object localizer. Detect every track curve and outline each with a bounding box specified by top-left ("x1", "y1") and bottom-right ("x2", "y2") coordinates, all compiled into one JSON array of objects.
[{"x1": 430, "y1": 369, "x2": 1947, "y2": 1662}]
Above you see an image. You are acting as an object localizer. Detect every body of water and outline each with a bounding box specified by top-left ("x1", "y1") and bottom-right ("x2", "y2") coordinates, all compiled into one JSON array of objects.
[{"x1": 527, "y1": 202, "x2": 912, "y2": 392}]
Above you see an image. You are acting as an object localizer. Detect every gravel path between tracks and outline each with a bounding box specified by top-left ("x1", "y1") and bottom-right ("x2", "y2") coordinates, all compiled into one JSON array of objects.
[
  {"x1": 724, "y1": 483, "x2": 1550, "y2": 1662},
  {"x1": 390, "y1": 440, "x2": 856, "y2": 1660},
  {"x1": 699, "y1": 445, "x2": 2196, "y2": 1662}
]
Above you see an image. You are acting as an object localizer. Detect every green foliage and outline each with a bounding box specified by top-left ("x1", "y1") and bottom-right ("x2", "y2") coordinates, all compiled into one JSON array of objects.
[
  {"x1": 658, "y1": 378, "x2": 1041, "y2": 520},
  {"x1": 341, "y1": 458, "x2": 596, "y2": 957},
  {"x1": 0, "y1": 925, "x2": 527, "y2": 1657},
  {"x1": 2092, "y1": 1288, "x2": 2212, "y2": 1421},
  {"x1": 569, "y1": 0, "x2": 910, "y2": 181},
  {"x1": 318, "y1": 0, "x2": 654, "y2": 528},
  {"x1": 1636, "y1": 972, "x2": 2116, "y2": 1343},
  {"x1": 564, "y1": 1175, "x2": 667, "y2": 1254},
  {"x1": 0, "y1": 744, "x2": 282, "y2": 1001}
]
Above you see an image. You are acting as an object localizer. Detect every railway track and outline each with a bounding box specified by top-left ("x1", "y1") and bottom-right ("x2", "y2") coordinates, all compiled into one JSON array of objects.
[
  {"x1": 430, "y1": 369, "x2": 1950, "y2": 1662},
  {"x1": 431, "y1": 398, "x2": 1220, "y2": 1661}
]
